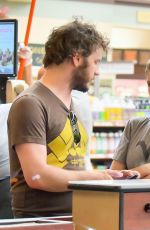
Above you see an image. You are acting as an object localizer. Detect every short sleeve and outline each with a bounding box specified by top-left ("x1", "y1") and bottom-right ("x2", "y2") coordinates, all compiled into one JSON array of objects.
[
  {"x1": 113, "y1": 120, "x2": 131, "y2": 165},
  {"x1": 8, "y1": 95, "x2": 47, "y2": 148}
]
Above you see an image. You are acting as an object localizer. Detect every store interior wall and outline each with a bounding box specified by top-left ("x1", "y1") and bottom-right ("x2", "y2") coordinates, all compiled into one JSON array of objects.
[
  {"x1": 0, "y1": 0, "x2": 150, "y2": 45},
  {"x1": 1, "y1": 0, "x2": 150, "y2": 160},
  {"x1": 0, "y1": 0, "x2": 150, "y2": 95}
]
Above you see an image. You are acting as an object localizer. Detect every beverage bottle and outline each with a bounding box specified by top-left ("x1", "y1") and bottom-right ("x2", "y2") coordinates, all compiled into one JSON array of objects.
[
  {"x1": 96, "y1": 133, "x2": 102, "y2": 154},
  {"x1": 107, "y1": 132, "x2": 115, "y2": 154},
  {"x1": 90, "y1": 133, "x2": 96, "y2": 154},
  {"x1": 101, "y1": 132, "x2": 107, "y2": 155}
]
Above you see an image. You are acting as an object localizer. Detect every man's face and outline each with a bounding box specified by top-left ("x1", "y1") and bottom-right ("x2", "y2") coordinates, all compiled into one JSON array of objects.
[
  {"x1": 72, "y1": 48, "x2": 103, "y2": 92},
  {"x1": 146, "y1": 70, "x2": 150, "y2": 96}
]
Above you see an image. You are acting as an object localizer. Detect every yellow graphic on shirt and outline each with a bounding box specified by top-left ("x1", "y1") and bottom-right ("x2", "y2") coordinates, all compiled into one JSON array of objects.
[{"x1": 47, "y1": 118, "x2": 88, "y2": 169}]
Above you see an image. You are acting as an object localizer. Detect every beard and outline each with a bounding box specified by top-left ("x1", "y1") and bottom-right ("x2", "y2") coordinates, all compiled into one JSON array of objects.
[{"x1": 71, "y1": 58, "x2": 90, "y2": 92}]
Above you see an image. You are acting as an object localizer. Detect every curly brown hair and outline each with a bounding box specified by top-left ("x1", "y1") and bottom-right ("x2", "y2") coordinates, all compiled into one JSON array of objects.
[{"x1": 43, "y1": 19, "x2": 109, "y2": 67}]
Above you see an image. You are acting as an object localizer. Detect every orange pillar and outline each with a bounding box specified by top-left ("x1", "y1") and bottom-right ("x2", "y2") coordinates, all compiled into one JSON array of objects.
[{"x1": 17, "y1": 0, "x2": 36, "y2": 80}]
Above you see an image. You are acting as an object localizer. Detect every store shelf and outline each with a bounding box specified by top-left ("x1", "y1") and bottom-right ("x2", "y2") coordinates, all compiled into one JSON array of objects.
[
  {"x1": 90, "y1": 154, "x2": 113, "y2": 160},
  {"x1": 91, "y1": 122, "x2": 123, "y2": 168},
  {"x1": 90, "y1": 154, "x2": 113, "y2": 169},
  {"x1": 93, "y1": 122, "x2": 125, "y2": 132}
]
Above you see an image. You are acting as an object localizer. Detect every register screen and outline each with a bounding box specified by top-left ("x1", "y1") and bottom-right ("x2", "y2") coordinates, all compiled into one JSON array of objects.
[{"x1": 0, "y1": 19, "x2": 17, "y2": 78}]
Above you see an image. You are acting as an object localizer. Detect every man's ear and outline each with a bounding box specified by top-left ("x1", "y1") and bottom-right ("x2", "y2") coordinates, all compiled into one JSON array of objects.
[{"x1": 72, "y1": 52, "x2": 82, "y2": 67}]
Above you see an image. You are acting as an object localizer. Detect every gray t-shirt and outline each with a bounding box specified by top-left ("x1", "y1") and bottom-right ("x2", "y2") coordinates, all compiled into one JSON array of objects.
[
  {"x1": 0, "y1": 103, "x2": 11, "y2": 179},
  {"x1": 113, "y1": 117, "x2": 150, "y2": 169}
]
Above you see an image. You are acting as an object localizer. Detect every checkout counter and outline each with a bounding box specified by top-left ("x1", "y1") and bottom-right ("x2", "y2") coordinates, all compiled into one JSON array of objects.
[
  {"x1": 69, "y1": 179, "x2": 150, "y2": 230},
  {"x1": 0, "y1": 216, "x2": 74, "y2": 230}
]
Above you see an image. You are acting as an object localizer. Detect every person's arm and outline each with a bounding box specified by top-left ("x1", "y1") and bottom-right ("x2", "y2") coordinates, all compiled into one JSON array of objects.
[
  {"x1": 111, "y1": 152, "x2": 150, "y2": 179},
  {"x1": 16, "y1": 142, "x2": 141, "y2": 192},
  {"x1": 111, "y1": 161, "x2": 150, "y2": 179},
  {"x1": 131, "y1": 164, "x2": 150, "y2": 178},
  {"x1": 111, "y1": 160, "x2": 126, "y2": 170},
  {"x1": 111, "y1": 120, "x2": 131, "y2": 170},
  {"x1": 16, "y1": 143, "x2": 124, "y2": 192},
  {"x1": 111, "y1": 154, "x2": 150, "y2": 179},
  {"x1": 143, "y1": 175, "x2": 150, "y2": 179},
  {"x1": 18, "y1": 44, "x2": 33, "y2": 86},
  {"x1": 22, "y1": 64, "x2": 33, "y2": 86},
  {"x1": 111, "y1": 160, "x2": 141, "y2": 178}
]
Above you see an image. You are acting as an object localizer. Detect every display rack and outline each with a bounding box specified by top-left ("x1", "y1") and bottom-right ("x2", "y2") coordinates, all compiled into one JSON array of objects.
[
  {"x1": 90, "y1": 122, "x2": 125, "y2": 169},
  {"x1": 90, "y1": 96, "x2": 150, "y2": 169},
  {"x1": 93, "y1": 122, "x2": 125, "y2": 133}
]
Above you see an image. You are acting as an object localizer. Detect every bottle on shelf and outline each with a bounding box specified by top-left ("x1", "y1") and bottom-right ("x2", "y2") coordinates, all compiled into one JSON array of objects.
[
  {"x1": 91, "y1": 96, "x2": 105, "y2": 122},
  {"x1": 107, "y1": 132, "x2": 115, "y2": 154},
  {"x1": 100, "y1": 132, "x2": 108, "y2": 154},
  {"x1": 90, "y1": 133, "x2": 96, "y2": 154},
  {"x1": 96, "y1": 133, "x2": 102, "y2": 154}
]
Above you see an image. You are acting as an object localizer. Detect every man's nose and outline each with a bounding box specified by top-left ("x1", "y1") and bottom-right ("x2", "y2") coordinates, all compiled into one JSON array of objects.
[{"x1": 95, "y1": 70, "x2": 100, "y2": 76}]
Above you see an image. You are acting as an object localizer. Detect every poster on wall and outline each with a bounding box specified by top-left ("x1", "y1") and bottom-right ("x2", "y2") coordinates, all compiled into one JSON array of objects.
[{"x1": 28, "y1": 43, "x2": 45, "y2": 66}]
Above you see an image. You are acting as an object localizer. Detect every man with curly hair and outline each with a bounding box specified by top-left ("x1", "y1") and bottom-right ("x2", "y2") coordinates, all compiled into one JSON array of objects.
[{"x1": 8, "y1": 19, "x2": 139, "y2": 218}]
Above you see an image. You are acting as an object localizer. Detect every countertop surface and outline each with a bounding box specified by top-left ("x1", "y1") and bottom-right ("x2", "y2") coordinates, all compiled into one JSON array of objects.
[{"x1": 68, "y1": 179, "x2": 150, "y2": 192}]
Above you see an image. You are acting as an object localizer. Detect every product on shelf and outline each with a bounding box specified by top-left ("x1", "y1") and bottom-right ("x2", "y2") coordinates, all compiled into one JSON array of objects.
[
  {"x1": 90, "y1": 131, "x2": 123, "y2": 155},
  {"x1": 91, "y1": 95, "x2": 150, "y2": 124}
]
